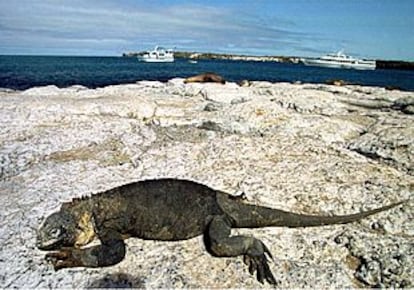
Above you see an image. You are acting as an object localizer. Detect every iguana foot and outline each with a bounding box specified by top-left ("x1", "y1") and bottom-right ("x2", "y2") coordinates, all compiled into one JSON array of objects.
[
  {"x1": 207, "y1": 215, "x2": 278, "y2": 285},
  {"x1": 46, "y1": 248, "x2": 82, "y2": 270},
  {"x1": 243, "y1": 240, "x2": 276, "y2": 284},
  {"x1": 43, "y1": 229, "x2": 126, "y2": 270}
]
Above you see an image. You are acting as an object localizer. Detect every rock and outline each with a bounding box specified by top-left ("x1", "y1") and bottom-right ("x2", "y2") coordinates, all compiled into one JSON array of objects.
[
  {"x1": 402, "y1": 105, "x2": 414, "y2": 114},
  {"x1": 0, "y1": 88, "x2": 17, "y2": 93},
  {"x1": 167, "y1": 78, "x2": 186, "y2": 87},
  {"x1": 21, "y1": 85, "x2": 62, "y2": 96},
  {"x1": 238, "y1": 80, "x2": 251, "y2": 87},
  {"x1": 230, "y1": 97, "x2": 250, "y2": 105},
  {"x1": 87, "y1": 272, "x2": 145, "y2": 288},
  {"x1": 385, "y1": 85, "x2": 402, "y2": 91},
  {"x1": 136, "y1": 80, "x2": 165, "y2": 88},
  {"x1": 186, "y1": 82, "x2": 251, "y2": 104},
  {"x1": 203, "y1": 102, "x2": 223, "y2": 112},
  {"x1": 335, "y1": 229, "x2": 413, "y2": 288},
  {"x1": 348, "y1": 118, "x2": 414, "y2": 173},
  {"x1": 340, "y1": 98, "x2": 393, "y2": 110},
  {"x1": 67, "y1": 85, "x2": 89, "y2": 91},
  {"x1": 393, "y1": 96, "x2": 414, "y2": 108},
  {"x1": 326, "y1": 79, "x2": 349, "y2": 86},
  {"x1": 0, "y1": 81, "x2": 412, "y2": 288},
  {"x1": 393, "y1": 96, "x2": 414, "y2": 114},
  {"x1": 197, "y1": 119, "x2": 252, "y2": 135}
]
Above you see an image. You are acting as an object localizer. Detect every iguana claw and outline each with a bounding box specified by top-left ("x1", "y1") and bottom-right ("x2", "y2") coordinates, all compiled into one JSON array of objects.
[
  {"x1": 244, "y1": 253, "x2": 277, "y2": 284},
  {"x1": 45, "y1": 249, "x2": 80, "y2": 270},
  {"x1": 242, "y1": 240, "x2": 277, "y2": 284}
]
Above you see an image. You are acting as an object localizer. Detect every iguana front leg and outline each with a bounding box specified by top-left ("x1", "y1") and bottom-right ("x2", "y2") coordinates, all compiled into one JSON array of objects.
[
  {"x1": 46, "y1": 228, "x2": 125, "y2": 270},
  {"x1": 205, "y1": 216, "x2": 277, "y2": 284}
]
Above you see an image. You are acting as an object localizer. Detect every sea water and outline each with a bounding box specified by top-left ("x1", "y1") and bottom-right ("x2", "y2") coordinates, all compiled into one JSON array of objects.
[{"x1": 1, "y1": 55, "x2": 413, "y2": 91}]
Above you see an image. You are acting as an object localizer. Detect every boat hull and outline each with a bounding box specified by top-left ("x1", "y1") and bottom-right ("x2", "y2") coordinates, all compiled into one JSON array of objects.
[
  {"x1": 301, "y1": 59, "x2": 376, "y2": 70},
  {"x1": 137, "y1": 57, "x2": 174, "y2": 63}
]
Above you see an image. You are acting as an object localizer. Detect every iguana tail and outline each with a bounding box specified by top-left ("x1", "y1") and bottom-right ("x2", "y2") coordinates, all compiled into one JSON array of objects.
[{"x1": 223, "y1": 197, "x2": 406, "y2": 228}]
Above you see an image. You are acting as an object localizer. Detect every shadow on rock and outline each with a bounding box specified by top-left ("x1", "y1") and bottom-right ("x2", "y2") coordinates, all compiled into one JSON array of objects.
[{"x1": 87, "y1": 272, "x2": 145, "y2": 288}]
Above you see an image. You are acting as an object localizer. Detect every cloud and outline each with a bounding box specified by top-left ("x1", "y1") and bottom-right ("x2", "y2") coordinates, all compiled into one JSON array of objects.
[{"x1": 0, "y1": 0, "x2": 320, "y2": 55}]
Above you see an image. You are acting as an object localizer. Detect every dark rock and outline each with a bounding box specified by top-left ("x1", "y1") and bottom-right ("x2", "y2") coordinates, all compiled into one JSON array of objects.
[
  {"x1": 238, "y1": 80, "x2": 251, "y2": 87},
  {"x1": 326, "y1": 79, "x2": 349, "y2": 86},
  {"x1": 203, "y1": 102, "x2": 223, "y2": 112},
  {"x1": 393, "y1": 96, "x2": 414, "y2": 108},
  {"x1": 392, "y1": 96, "x2": 414, "y2": 114},
  {"x1": 87, "y1": 272, "x2": 145, "y2": 288},
  {"x1": 402, "y1": 105, "x2": 414, "y2": 114}
]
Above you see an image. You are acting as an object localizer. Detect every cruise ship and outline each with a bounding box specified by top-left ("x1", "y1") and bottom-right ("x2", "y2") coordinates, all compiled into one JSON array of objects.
[
  {"x1": 301, "y1": 51, "x2": 376, "y2": 70},
  {"x1": 137, "y1": 46, "x2": 174, "y2": 63}
]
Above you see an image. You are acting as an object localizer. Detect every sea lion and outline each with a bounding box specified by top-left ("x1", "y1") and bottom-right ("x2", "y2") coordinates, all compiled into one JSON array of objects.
[{"x1": 184, "y1": 72, "x2": 226, "y2": 84}]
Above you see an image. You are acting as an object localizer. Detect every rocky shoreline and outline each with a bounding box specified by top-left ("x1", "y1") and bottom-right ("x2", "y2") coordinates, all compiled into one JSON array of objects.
[{"x1": 0, "y1": 79, "x2": 413, "y2": 288}]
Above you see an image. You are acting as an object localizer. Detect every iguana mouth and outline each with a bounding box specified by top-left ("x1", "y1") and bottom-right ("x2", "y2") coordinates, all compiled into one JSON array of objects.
[{"x1": 36, "y1": 237, "x2": 63, "y2": 250}]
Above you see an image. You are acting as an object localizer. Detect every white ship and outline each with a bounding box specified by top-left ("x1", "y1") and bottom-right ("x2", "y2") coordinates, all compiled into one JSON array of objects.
[
  {"x1": 301, "y1": 51, "x2": 376, "y2": 70},
  {"x1": 137, "y1": 46, "x2": 174, "y2": 62}
]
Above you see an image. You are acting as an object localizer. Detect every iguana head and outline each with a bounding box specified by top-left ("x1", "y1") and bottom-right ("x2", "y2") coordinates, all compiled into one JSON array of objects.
[
  {"x1": 36, "y1": 210, "x2": 79, "y2": 250},
  {"x1": 37, "y1": 208, "x2": 97, "y2": 251}
]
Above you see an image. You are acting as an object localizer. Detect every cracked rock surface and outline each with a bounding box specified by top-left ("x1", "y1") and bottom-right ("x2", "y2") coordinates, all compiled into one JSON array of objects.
[{"x1": 0, "y1": 79, "x2": 413, "y2": 288}]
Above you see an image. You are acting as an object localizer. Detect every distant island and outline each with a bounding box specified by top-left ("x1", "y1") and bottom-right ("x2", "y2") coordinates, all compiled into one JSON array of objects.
[
  {"x1": 123, "y1": 51, "x2": 300, "y2": 63},
  {"x1": 122, "y1": 51, "x2": 414, "y2": 70}
]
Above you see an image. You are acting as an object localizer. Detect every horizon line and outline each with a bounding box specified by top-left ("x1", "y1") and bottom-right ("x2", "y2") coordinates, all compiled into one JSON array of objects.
[{"x1": 1, "y1": 52, "x2": 413, "y2": 63}]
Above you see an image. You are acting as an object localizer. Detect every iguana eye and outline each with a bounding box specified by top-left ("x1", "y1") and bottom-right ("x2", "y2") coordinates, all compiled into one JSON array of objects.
[{"x1": 50, "y1": 228, "x2": 61, "y2": 237}]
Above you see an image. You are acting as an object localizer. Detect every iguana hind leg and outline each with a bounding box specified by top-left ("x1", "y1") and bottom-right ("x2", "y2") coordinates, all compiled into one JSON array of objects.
[
  {"x1": 205, "y1": 215, "x2": 277, "y2": 284},
  {"x1": 46, "y1": 229, "x2": 125, "y2": 270}
]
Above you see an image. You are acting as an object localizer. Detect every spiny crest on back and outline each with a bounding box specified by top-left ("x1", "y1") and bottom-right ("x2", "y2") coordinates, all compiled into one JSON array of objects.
[
  {"x1": 60, "y1": 185, "x2": 123, "y2": 210},
  {"x1": 62, "y1": 195, "x2": 91, "y2": 210}
]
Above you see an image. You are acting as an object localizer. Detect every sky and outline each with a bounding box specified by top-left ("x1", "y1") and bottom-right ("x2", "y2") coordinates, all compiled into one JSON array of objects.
[{"x1": 0, "y1": 0, "x2": 413, "y2": 60}]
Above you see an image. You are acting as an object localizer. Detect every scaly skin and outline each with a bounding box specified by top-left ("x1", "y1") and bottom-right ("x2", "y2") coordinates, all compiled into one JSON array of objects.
[{"x1": 36, "y1": 178, "x2": 405, "y2": 285}]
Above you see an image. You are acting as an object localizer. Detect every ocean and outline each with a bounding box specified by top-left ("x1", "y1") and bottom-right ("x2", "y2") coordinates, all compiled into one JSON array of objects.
[{"x1": 1, "y1": 55, "x2": 413, "y2": 91}]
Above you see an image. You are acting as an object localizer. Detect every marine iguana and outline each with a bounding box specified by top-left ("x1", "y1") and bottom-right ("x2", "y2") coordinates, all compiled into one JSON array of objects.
[{"x1": 36, "y1": 178, "x2": 405, "y2": 285}]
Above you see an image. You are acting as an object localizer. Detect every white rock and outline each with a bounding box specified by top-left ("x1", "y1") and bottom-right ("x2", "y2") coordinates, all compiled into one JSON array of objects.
[
  {"x1": 21, "y1": 85, "x2": 62, "y2": 96},
  {"x1": 0, "y1": 80, "x2": 412, "y2": 288}
]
